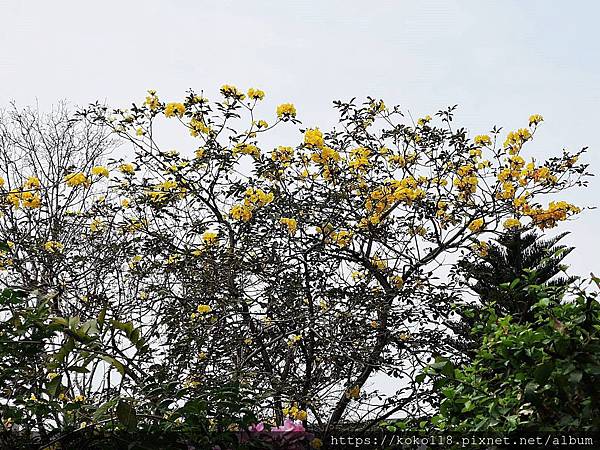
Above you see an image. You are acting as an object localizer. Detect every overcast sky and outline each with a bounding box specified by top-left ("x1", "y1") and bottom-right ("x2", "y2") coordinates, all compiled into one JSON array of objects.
[{"x1": 1, "y1": 0, "x2": 598, "y2": 276}]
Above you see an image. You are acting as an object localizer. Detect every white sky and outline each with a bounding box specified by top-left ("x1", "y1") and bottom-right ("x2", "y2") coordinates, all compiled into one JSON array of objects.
[{"x1": 1, "y1": 0, "x2": 598, "y2": 276}]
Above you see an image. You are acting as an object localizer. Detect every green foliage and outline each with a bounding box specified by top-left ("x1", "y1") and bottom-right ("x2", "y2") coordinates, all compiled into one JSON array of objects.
[{"x1": 427, "y1": 277, "x2": 600, "y2": 432}]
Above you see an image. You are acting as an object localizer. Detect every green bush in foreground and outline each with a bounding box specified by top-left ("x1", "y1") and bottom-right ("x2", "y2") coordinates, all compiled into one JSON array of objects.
[{"x1": 425, "y1": 275, "x2": 600, "y2": 432}]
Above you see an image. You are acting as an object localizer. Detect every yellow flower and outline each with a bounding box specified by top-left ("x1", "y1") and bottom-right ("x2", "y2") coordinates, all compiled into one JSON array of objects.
[
  {"x1": 473, "y1": 240, "x2": 489, "y2": 257},
  {"x1": 44, "y1": 241, "x2": 64, "y2": 253},
  {"x1": 304, "y1": 128, "x2": 324, "y2": 148},
  {"x1": 295, "y1": 409, "x2": 308, "y2": 421},
  {"x1": 391, "y1": 275, "x2": 404, "y2": 288},
  {"x1": 468, "y1": 218, "x2": 484, "y2": 232},
  {"x1": 21, "y1": 192, "x2": 41, "y2": 208},
  {"x1": 196, "y1": 304, "x2": 212, "y2": 314},
  {"x1": 287, "y1": 334, "x2": 302, "y2": 347},
  {"x1": 474, "y1": 134, "x2": 492, "y2": 146},
  {"x1": 91, "y1": 166, "x2": 109, "y2": 177},
  {"x1": 345, "y1": 385, "x2": 360, "y2": 399},
  {"x1": 331, "y1": 230, "x2": 352, "y2": 248},
  {"x1": 503, "y1": 218, "x2": 521, "y2": 230},
  {"x1": 276, "y1": 103, "x2": 297, "y2": 120},
  {"x1": 47, "y1": 372, "x2": 59, "y2": 381},
  {"x1": 525, "y1": 201, "x2": 580, "y2": 230},
  {"x1": 90, "y1": 219, "x2": 104, "y2": 233},
  {"x1": 280, "y1": 217, "x2": 298, "y2": 235},
  {"x1": 144, "y1": 90, "x2": 160, "y2": 110},
  {"x1": 310, "y1": 438, "x2": 323, "y2": 449},
  {"x1": 64, "y1": 172, "x2": 90, "y2": 188},
  {"x1": 230, "y1": 204, "x2": 253, "y2": 222},
  {"x1": 202, "y1": 231, "x2": 219, "y2": 245},
  {"x1": 529, "y1": 114, "x2": 544, "y2": 126},
  {"x1": 417, "y1": 115, "x2": 432, "y2": 126},
  {"x1": 73, "y1": 395, "x2": 85, "y2": 403},
  {"x1": 247, "y1": 88, "x2": 265, "y2": 100},
  {"x1": 271, "y1": 146, "x2": 294, "y2": 163},
  {"x1": 220, "y1": 84, "x2": 245, "y2": 99},
  {"x1": 233, "y1": 143, "x2": 261, "y2": 158},
  {"x1": 189, "y1": 118, "x2": 210, "y2": 136},
  {"x1": 121, "y1": 198, "x2": 130, "y2": 208},
  {"x1": 119, "y1": 163, "x2": 135, "y2": 174},
  {"x1": 164, "y1": 102, "x2": 186, "y2": 118},
  {"x1": 6, "y1": 191, "x2": 20, "y2": 208},
  {"x1": 24, "y1": 176, "x2": 41, "y2": 189},
  {"x1": 371, "y1": 256, "x2": 387, "y2": 270}
]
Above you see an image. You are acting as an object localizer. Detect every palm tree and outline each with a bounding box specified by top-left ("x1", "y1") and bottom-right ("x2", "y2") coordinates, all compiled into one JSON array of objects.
[{"x1": 449, "y1": 230, "x2": 575, "y2": 358}]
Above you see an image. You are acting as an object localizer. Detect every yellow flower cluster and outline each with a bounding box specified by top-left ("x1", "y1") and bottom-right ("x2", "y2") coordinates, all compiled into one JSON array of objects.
[
  {"x1": 189, "y1": 118, "x2": 210, "y2": 136},
  {"x1": 244, "y1": 187, "x2": 274, "y2": 206},
  {"x1": 230, "y1": 187, "x2": 274, "y2": 222},
  {"x1": 283, "y1": 404, "x2": 308, "y2": 421},
  {"x1": 503, "y1": 218, "x2": 521, "y2": 230},
  {"x1": 472, "y1": 240, "x2": 489, "y2": 257},
  {"x1": 271, "y1": 146, "x2": 294, "y2": 163},
  {"x1": 220, "y1": 84, "x2": 245, "y2": 99},
  {"x1": 453, "y1": 164, "x2": 478, "y2": 198},
  {"x1": 191, "y1": 304, "x2": 213, "y2": 320},
  {"x1": 503, "y1": 128, "x2": 531, "y2": 154},
  {"x1": 525, "y1": 201, "x2": 580, "y2": 230},
  {"x1": 119, "y1": 163, "x2": 135, "y2": 174},
  {"x1": 197, "y1": 304, "x2": 212, "y2": 314},
  {"x1": 371, "y1": 256, "x2": 387, "y2": 270},
  {"x1": 529, "y1": 114, "x2": 544, "y2": 126},
  {"x1": 287, "y1": 334, "x2": 302, "y2": 347},
  {"x1": 247, "y1": 88, "x2": 265, "y2": 100},
  {"x1": 317, "y1": 225, "x2": 352, "y2": 248},
  {"x1": 91, "y1": 166, "x2": 109, "y2": 177},
  {"x1": 474, "y1": 135, "x2": 492, "y2": 146},
  {"x1": 280, "y1": 217, "x2": 298, "y2": 235},
  {"x1": 24, "y1": 176, "x2": 41, "y2": 189},
  {"x1": 417, "y1": 115, "x2": 432, "y2": 126},
  {"x1": 44, "y1": 241, "x2": 64, "y2": 253},
  {"x1": 468, "y1": 218, "x2": 484, "y2": 232},
  {"x1": 363, "y1": 177, "x2": 425, "y2": 226},
  {"x1": 345, "y1": 385, "x2": 360, "y2": 400},
  {"x1": 146, "y1": 179, "x2": 180, "y2": 202},
  {"x1": 348, "y1": 147, "x2": 371, "y2": 172},
  {"x1": 64, "y1": 172, "x2": 90, "y2": 188},
  {"x1": 276, "y1": 103, "x2": 297, "y2": 120},
  {"x1": 7, "y1": 177, "x2": 43, "y2": 209},
  {"x1": 90, "y1": 219, "x2": 104, "y2": 233},
  {"x1": 202, "y1": 231, "x2": 219, "y2": 245},
  {"x1": 304, "y1": 128, "x2": 324, "y2": 148},
  {"x1": 233, "y1": 143, "x2": 261, "y2": 158},
  {"x1": 230, "y1": 204, "x2": 253, "y2": 222},
  {"x1": 144, "y1": 90, "x2": 160, "y2": 110},
  {"x1": 311, "y1": 145, "x2": 340, "y2": 165},
  {"x1": 164, "y1": 102, "x2": 186, "y2": 118}
]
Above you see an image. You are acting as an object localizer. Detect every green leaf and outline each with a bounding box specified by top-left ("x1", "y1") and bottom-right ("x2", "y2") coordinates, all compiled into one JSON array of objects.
[
  {"x1": 534, "y1": 362, "x2": 554, "y2": 384},
  {"x1": 116, "y1": 399, "x2": 138, "y2": 431},
  {"x1": 101, "y1": 356, "x2": 125, "y2": 376}
]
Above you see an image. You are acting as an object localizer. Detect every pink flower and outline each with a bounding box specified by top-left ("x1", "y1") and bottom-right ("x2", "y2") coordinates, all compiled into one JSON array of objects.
[
  {"x1": 248, "y1": 422, "x2": 265, "y2": 432},
  {"x1": 272, "y1": 419, "x2": 305, "y2": 432}
]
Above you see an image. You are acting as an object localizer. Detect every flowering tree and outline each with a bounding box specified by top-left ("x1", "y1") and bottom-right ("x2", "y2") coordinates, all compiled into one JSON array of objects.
[
  {"x1": 0, "y1": 88, "x2": 590, "y2": 447},
  {"x1": 73, "y1": 86, "x2": 589, "y2": 430}
]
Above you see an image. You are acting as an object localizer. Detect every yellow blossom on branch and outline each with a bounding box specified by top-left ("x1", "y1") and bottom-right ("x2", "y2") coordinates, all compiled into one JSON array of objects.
[
  {"x1": 64, "y1": 172, "x2": 90, "y2": 188},
  {"x1": 276, "y1": 103, "x2": 297, "y2": 120},
  {"x1": 164, "y1": 102, "x2": 185, "y2": 118},
  {"x1": 91, "y1": 166, "x2": 109, "y2": 177},
  {"x1": 247, "y1": 88, "x2": 265, "y2": 100}
]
